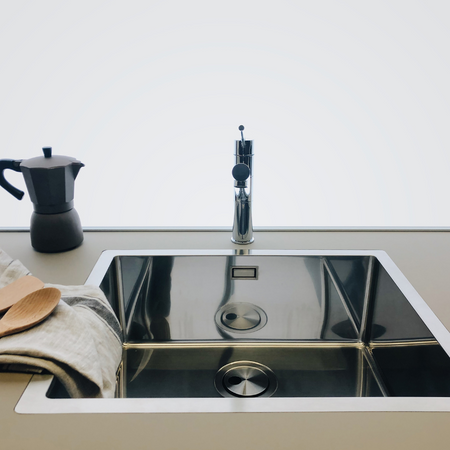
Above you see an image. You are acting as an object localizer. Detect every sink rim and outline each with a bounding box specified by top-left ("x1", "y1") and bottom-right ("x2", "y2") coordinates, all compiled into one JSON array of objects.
[
  {"x1": 16, "y1": 249, "x2": 450, "y2": 414},
  {"x1": 16, "y1": 373, "x2": 450, "y2": 414}
]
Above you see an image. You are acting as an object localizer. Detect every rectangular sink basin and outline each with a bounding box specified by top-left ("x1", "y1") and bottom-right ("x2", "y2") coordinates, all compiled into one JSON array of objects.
[{"x1": 16, "y1": 249, "x2": 450, "y2": 413}]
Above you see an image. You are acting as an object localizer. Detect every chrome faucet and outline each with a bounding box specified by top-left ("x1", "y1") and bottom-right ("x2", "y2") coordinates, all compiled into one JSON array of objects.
[{"x1": 232, "y1": 126, "x2": 254, "y2": 244}]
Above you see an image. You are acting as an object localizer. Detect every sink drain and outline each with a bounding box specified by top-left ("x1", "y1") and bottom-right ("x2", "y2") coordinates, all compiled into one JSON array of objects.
[
  {"x1": 215, "y1": 361, "x2": 277, "y2": 398},
  {"x1": 215, "y1": 303, "x2": 267, "y2": 334}
]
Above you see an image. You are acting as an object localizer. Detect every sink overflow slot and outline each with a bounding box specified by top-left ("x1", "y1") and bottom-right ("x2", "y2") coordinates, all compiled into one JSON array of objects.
[{"x1": 231, "y1": 266, "x2": 259, "y2": 280}]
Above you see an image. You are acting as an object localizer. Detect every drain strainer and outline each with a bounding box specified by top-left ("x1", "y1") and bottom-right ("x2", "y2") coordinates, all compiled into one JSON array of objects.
[
  {"x1": 215, "y1": 361, "x2": 278, "y2": 398},
  {"x1": 215, "y1": 302, "x2": 267, "y2": 334}
]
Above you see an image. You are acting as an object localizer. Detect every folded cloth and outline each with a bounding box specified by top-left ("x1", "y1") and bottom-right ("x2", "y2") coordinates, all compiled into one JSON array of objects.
[{"x1": 0, "y1": 249, "x2": 122, "y2": 398}]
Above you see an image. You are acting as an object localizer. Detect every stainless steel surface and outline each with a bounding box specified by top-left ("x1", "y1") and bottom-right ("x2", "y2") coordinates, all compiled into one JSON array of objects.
[
  {"x1": 111, "y1": 254, "x2": 354, "y2": 341},
  {"x1": 232, "y1": 138, "x2": 254, "y2": 244},
  {"x1": 91, "y1": 253, "x2": 435, "y2": 343},
  {"x1": 16, "y1": 249, "x2": 450, "y2": 414}
]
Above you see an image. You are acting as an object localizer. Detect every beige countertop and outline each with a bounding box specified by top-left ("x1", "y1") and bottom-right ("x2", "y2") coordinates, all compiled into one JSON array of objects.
[{"x1": 1, "y1": 228, "x2": 450, "y2": 450}]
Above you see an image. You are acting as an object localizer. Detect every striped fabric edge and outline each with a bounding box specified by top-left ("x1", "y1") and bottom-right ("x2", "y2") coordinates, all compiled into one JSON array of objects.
[{"x1": 61, "y1": 296, "x2": 122, "y2": 344}]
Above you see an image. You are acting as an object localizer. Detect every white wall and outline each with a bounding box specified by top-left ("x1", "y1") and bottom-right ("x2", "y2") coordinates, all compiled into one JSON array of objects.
[{"x1": 1, "y1": 0, "x2": 449, "y2": 227}]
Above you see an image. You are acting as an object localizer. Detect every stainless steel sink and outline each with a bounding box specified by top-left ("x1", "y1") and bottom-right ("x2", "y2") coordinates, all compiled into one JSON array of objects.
[{"x1": 16, "y1": 250, "x2": 450, "y2": 413}]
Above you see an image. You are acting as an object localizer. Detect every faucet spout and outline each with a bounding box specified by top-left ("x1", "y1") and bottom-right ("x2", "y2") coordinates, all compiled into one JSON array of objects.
[
  {"x1": 232, "y1": 185, "x2": 253, "y2": 244},
  {"x1": 232, "y1": 126, "x2": 254, "y2": 244}
]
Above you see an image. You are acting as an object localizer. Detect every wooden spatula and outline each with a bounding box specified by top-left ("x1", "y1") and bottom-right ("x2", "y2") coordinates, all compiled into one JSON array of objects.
[
  {"x1": 0, "y1": 276, "x2": 45, "y2": 313},
  {"x1": 0, "y1": 287, "x2": 61, "y2": 338}
]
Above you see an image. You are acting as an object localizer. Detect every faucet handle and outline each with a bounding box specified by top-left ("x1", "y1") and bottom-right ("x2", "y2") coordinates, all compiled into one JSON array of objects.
[
  {"x1": 232, "y1": 163, "x2": 250, "y2": 188},
  {"x1": 232, "y1": 163, "x2": 250, "y2": 182}
]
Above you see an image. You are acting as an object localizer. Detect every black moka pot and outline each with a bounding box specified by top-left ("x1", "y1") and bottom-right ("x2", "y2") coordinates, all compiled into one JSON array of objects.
[{"x1": 0, "y1": 147, "x2": 84, "y2": 253}]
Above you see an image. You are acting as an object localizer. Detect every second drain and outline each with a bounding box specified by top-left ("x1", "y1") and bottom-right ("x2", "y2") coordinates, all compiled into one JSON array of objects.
[{"x1": 215, "y1": 361, "x2": 278, "y2": 398}]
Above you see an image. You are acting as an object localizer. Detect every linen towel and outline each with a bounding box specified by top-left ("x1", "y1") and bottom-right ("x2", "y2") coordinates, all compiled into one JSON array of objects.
[{"x1": 0, "y1": 249, "x2": 122, "y2": 398}]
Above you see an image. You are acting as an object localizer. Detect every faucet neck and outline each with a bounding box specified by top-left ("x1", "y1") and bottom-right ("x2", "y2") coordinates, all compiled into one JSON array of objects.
[
  {"x1": 232, "y1": 140, "x2": 254, "y2": 245},
  {"x1": 234, "y1": 140, "x2": 253, "y2": 177}
]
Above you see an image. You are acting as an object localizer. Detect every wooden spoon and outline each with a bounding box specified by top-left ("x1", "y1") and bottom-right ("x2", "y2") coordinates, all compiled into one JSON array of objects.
[
  {"x1": 0, "y1": 287, "x2": 61, "y2": 338},
  {"x1": 0, "y1": 276, "x2": 45, "y2": 313}
]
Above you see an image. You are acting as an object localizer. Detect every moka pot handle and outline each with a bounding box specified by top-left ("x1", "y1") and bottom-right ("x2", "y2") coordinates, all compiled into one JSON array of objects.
[{"x1": 0, "y1": 159, "x2": 24, "y2": 200}]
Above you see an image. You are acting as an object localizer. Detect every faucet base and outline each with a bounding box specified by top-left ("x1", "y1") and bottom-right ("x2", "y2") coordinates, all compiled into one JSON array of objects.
[{"x1": 231, "y1": 237, "x2": 255, "y2": 245}]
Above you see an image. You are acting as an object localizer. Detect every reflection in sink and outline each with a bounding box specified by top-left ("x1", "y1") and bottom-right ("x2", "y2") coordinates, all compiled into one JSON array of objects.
[
  {"x1": 18, "y1": 250, "x2": 450, "y2": 413},
  {"x1": 100, "y1": 253, "x2": 433, "y2": 344},
  {"x1": 121, "y1": 346, "x2": 385, "y2": 398}
]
